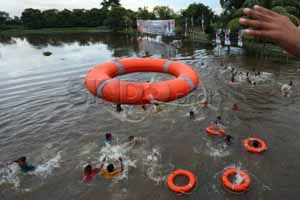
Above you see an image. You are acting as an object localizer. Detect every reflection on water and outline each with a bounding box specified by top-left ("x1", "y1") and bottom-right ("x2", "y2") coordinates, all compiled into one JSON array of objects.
[{"x1": 0, "y1": 33, "x2": 300, "y2": 200}]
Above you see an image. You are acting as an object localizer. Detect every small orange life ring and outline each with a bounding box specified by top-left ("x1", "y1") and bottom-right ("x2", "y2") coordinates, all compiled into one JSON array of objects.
[
  {"x1": 166, "y1": 169, "x2": 196, "y2": 193},
  {"x1": 243, "y1": 138, "x2": 267, "y2": 153},
  {"x1": 206, "y1": 126, "x2": 225, "y2": 136},
  {"x1": 221, "y1": 168, "x2": 251, "y2": 193},
  {"x1": 84, "y1": 58, "x2": 199, "y2": 105}
]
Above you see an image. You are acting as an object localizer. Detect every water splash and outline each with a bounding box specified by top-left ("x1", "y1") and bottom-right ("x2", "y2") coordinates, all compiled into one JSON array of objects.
[
  {"x1": 79, "y1": 142, "x2": 98, "y2": 158},
  {"x1": 143, "y1": 148, "x2": 164, "y2": 185},
  {"x1": 195, "y1": 139, "x2": 230, "y2": 158},
  {"x1": 33, "y1": 151, "x2": 62, "y2": 178},
  {"x1": 98, "y1": 143, "x2": 137, "y2": 181},
  {"x1": 0, "y1": 163, "x2": 20, "y2": 188}
]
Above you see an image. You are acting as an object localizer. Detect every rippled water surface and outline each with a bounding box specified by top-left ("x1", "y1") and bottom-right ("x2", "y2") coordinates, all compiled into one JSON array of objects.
[{"x1": 1, "y1": 33, "x2": 300, "y2": 200}]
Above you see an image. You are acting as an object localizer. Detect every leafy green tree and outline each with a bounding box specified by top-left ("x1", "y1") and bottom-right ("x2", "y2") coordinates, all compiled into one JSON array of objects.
[
  {"x1": 42, "y1": 9, "x2": 59, "y2": 28},
  {"x1": 0, "y1": 11, "x2": 9, "y2": 23},
  {"x1": 86, "y1": 8, "x2": 106, "y2": 27},
  {"x1": 21, "y1": 8, "x2": 44, "y2": 29},
  {"x1": 136, "y1": 7, "x2": 155, "y2": 20},
  {"x1": 153, "y1": 6, "x2": 176, "y2": 19},
  {"x1": 101, "y1": 0, "x2": 121, "y2": 10},
  {"x1": 221, "y1": 0, "x2": 300, "y2": 30},
  {"x1": 104, "y1": 6, "x2": 130, "y2": 31},
  {"x1": 72, "y1": 9, "x2": 87, "y2": 27},
  {"x1": 181, "y1": 3, "x2": 215, "y2": 32},
  {"x1": 56, "y1": 9, "x2": 73, "y2": 28}
]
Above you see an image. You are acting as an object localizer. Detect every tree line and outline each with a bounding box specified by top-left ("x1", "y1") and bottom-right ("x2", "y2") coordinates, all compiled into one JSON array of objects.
[
  {"x1": 220, "y1": 0, "x2": 300, "y2": 31},
  {"x1": 0, "y1": 0, "x2": 217, "y2": 34}
]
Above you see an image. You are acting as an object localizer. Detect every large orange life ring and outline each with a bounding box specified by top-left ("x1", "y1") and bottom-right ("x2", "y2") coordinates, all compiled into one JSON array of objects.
[
  {"x1": 221, "y1": 168, "x2": 251, "y2": 193},
  {"x1": 84, "y1": 58, "x2": 199, "y2": 105},
  {"x1": 166, "y1": 169, "x2": 196, "y2": 193},
  {"x1": 206, "y1": 125, "x2": 225, "y2": 136},
  {"x1": 243, "y1": 138, "x2": 267, "y2": 153}
]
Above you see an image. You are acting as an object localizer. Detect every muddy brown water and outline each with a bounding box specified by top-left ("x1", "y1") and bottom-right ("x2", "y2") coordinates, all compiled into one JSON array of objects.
[{"x1": 1, "y1": 33, "x2": 300, "y2": 200}]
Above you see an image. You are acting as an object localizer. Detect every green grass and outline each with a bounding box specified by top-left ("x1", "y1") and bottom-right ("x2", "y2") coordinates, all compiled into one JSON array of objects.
[{"x1": 0, "y1": 27, "x2": 112, "y2": 36}]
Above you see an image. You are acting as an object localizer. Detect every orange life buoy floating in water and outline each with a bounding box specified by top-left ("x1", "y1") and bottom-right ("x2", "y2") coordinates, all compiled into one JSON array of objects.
[
  {"x1": 221, "y1": 168, "x2": 251, "y2": 193},
  {"x1": 243, "y1": 138, "x2": 267, "y2": 153},
  {"x1": 206, "y1": 126, "x2": 225, "y2": 136},
  {"x1": 166, "y1": 169, "x2": 196, "y2": 194},
  {"x1": 84, "y1": 58, "x2": 199, "y2": 105}
]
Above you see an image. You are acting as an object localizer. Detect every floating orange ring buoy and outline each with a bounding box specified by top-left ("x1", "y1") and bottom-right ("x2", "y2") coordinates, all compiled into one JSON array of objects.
[
  {"x1": 166, "y1": 169, "x2": 196, "y2": 194},
  {"x1": 221, "y1": 168, "x2": 251, "y2": 193},
  {"x1": 206, "y1": 126, "x2": 225, "y2": 136},
  {"x1": 243, "y1": 138, "x2": 267, "y2": 153},
  {"x1": 84, "y1": 58, "x2": 199, "y2": 105}
]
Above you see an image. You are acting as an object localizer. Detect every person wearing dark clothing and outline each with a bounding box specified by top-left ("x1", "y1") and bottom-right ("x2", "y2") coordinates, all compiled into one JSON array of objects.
[
  {"x1": 14, "y1": 157, "x2": 35, "y2": 173},
  {"x1": 105, "y1": 133, "x2": 113, "y2": 145},
  {"x1": 224, "y1": 135, "x2": 233, "y2": 145},
  {"x1": 189, "y1": 110, "x2": 195, "y2": 119},
  {"x1": 116, "y1": 104, "x2": 123, "y2": 112}
]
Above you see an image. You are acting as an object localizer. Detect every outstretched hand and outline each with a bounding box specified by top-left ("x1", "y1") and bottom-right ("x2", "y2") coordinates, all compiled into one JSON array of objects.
[{"x1": 240, "y1": 5, "x2": 300, "y2": 56}]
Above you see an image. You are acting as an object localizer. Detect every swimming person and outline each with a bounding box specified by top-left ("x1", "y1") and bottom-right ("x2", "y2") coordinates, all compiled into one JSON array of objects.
[
  {"x1": 142, "y1": 105, "x2": 147, "y2": 111},
  {"x1": 13, "y1": 157, "x2": 35, "y2": 173},
  {"x1": 154, "y1": 102, "x2": 162, "y2": 112},
  {"x1": 232, "y1": 103, "x2": 240, "y2": 111},
  {"x1": 116, "y1": 104, "x2": 123, "y2": 112},
  {"x1": 189, "y1": 110, "x2": 195, "y2": 119},
  {"x1": 105, "y1": 133, "x2": 113, "y2": 145},
  {"x1": 281, "y1": 81, "x2": 293, "y2": 97},
  {"x1": 215, "y1": 116, "x2": 224, "y2": 127},
  {"x1": 100, "y1": 157, "x2": 124, "y2": 180},
  {"x1": 127, "y1": 135, "x2": 145, "y2": 147},
  {"x1": 200, "y1": 100, "x2": 208, "y2": 108},
  {"x1": 231, "y1": 74, "x2": 235, "y2": 83},
  {"x1": 257, "y1": 71, "x2": 261, "y2": 76},
  {"x1": 224, "y1": 135, "x2": 233, "y2": 145},
  {"x1": 246, "y1": 77, "x2": 251, "y2": 84},
  {"x1": 240, "y1": 5, "x2": 300, "y2": 56},
  {"x1": 221, "y1": 61, "x2": 224, "y2": 67},
  {"x1": 82, "y1": 157, "x2": 106, "y2": 183}
]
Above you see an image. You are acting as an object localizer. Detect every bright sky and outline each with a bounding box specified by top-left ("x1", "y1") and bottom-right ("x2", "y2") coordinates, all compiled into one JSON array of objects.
[{"x1": 2, "y1": 0, "x2": 222, "y2": 17}]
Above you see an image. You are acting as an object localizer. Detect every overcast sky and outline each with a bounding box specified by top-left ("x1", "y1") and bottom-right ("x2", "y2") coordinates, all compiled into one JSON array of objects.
[{"x1": 2, "y1": 0, "x2": 222, "y2": 17}]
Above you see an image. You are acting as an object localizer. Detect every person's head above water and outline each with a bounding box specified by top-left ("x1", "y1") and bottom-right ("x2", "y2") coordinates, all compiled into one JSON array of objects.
[
  {"x1": 17, "y1": 156, "x2": 26, "y2": 163},
  {"x1": 15, "y1": 157, "x2": 27, "y2": 167},
  {"x1": 289, "y1": 80, "x2": 293, "y2": 86},
  {"x1": 107, "y1": 164, "x2": 115, "y2": 173},
  {"x1": 128, "y1": 136, "x2": 134, "y2": 141},
  {"x1": 105, "y1": 133, "x2": 112, "y2": 141},
  {"x1": 116, "y1": 104, "x2": 123, "y2": 112},
  {"x1": 231, "y1": 75, "x2": 235, "y2": 82},
  {"x1": 84, "y1": 165, "x2": 92, "y2": 175}
]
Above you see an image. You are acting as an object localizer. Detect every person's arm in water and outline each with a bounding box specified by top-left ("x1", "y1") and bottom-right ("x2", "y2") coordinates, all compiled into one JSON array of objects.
[
  {"x1": 94, "y1": 157, "x2": 106, "y2": 173},
  {"x1": 239, "y1": 5, "x2": 300, "y2": 56},
  {"x1": 119, "y1": 157, "x2": 124, "y2": 172}
]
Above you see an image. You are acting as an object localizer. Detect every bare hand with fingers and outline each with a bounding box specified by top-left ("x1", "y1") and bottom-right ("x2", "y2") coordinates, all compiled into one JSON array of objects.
[{"x1": 239, "y1": 5, "x2": 300, "y2": 56}]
